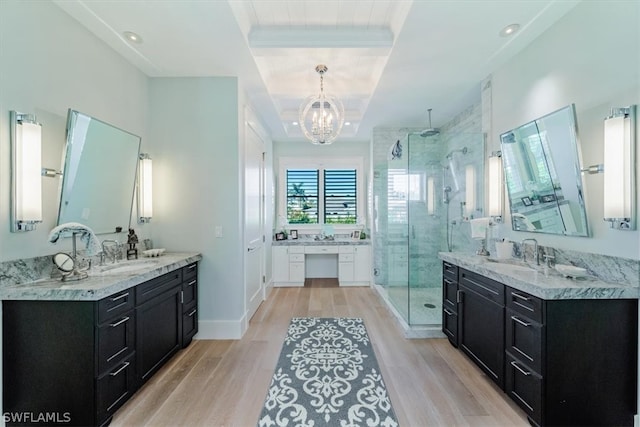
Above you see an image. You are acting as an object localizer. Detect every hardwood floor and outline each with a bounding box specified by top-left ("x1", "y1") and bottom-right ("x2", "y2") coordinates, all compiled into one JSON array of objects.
[{"x1": 111, "y1": 280, "x2": 528, "y2": 426}]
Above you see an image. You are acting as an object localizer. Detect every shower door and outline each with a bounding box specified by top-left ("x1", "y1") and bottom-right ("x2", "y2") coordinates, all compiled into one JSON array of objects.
[
  {"x1": 406, "y1": 133, "x2": 443, "y2": 325},
  {"x1": 384, "y1": 133, "x2": 443, "y2": 326}
]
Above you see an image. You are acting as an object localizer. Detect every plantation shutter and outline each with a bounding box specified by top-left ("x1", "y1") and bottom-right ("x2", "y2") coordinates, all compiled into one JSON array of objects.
[
  {"x1": 324, "y1": 169, "x2": 357, "y2": 224},
  {"x1": 286, "y1": 169, "x2": 319, "y2": 224}
]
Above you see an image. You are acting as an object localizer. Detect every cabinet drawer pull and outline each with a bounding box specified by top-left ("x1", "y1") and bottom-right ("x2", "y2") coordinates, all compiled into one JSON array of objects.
[
  {"x1": 511, "y1": 316, "x2": 531, "y2": 327},
  {"x1": 110, "y1": 361, "x2": 130, "y2": 377},
  {"x1": 510, "y1": 361, "x2": 531, "y2": 376},
  {"x1": 443, "y1": 278, "x2": 452, "y2": 286},
  {"x1": 187, "y1": 280, "x2": 196, "y2": 287},
  {"x1": 187, "y1": 264, "x2": 197, "y2": 270},
  {"x1": 512, "y1": 292, "x2": 531, "y2": 302},
  {"x1": 109, "y1": 293, "x2": 129, "y2": 302},
  {"x1": 187, "y1": 308, "x2": 197, "y2": 317},
  {"x1": 443, "y1": 308, "x2": 455, "y2": 316},
  {"x1": 109, "y1": 316, "x2": 130, "y2": 328},
  {"x1": 456, "y1": 290, "x2": 463, "y2": 304}
]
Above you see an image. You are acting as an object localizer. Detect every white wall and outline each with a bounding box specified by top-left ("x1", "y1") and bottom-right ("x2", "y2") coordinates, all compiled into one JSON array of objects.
[
  {"x1": 0, "y1": 0, "x2": 149, "y2": 262},
  {"x1": 272, "y1": 139, "x2": 371, "y2": 232},
  {"x1": 149, "y1": 77, "x2": 246, "y2": 336},
  {"x1": 491, "y1": 0, "x2": 640, "y2": 259},
  {"x1": 0, "y1": 0, "x2": 150, "y2": 421}
]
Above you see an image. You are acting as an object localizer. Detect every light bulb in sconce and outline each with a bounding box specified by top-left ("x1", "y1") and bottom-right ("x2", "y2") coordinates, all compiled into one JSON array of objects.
[
  {"x1": 10, "y1": 111, "x2": 43, "y2": 232},
  {"x1": 488, "y1": 152, "x2": 503, "y2": 219},
  {"x1": 427, "y1": 176, "x2": 435, "y2": 215},
  {"x1": 138, "y1": 153, "x2": 153, "y2": 223},
  {"x1": 603, "y1": 106, "x2": 635, "y2": 229},
  {"x1": 465, "y1": 164, "x2": 475, "y2": 218}
]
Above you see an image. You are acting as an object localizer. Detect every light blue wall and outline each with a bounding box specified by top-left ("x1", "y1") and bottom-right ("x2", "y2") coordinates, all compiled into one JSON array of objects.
[
  {"x1": 148, "y1": 77, "x2": 245, "y2": 326},
  {"x1": 491, "y1": 0, "x2": 640, "y2": 259},
  {"x1": 0, "y1": 0, "x2": 149, "y2": 262}
]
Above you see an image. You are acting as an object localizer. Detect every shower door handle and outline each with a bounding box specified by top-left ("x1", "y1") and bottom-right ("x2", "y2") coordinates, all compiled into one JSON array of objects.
[{"x1": 412, "y1": 225, "x2": 415, "y2": 239}]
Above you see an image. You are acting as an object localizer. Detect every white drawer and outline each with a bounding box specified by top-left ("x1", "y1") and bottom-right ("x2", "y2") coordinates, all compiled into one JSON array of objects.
[
  {"x1": 289, "y1": 254, "x2": 305, "y2": 263},
  {"x1": 338, "y1": 246, "x2": 354, "y2": 254},
  {"x1": 339, "y1": 253, "x2": 354, "y2": 262},
  {"x1": 305, "y1": 246, "x2": 339, "y2": 254},
  {"x1": 289, "y1": 246, "x2": 305, "y2": 254}
]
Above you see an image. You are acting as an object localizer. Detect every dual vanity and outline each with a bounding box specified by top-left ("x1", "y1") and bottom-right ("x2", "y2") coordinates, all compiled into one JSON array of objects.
[
  {"x1": 1, "y1": 253, "x2": 201, "y2": 427},
  {"x1": 440, "y1": 252, "x2": 638, "y2": 427}
]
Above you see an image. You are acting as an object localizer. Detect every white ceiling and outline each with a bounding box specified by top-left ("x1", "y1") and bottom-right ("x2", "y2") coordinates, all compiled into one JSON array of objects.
[{"x1": 52, "y1": 0, "x2": 580, "y2": 142}]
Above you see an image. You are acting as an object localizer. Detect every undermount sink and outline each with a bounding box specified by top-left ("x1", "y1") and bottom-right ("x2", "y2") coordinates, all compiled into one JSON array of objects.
[
  {"x1": 484, "y1": 257, "x2": 537, "y2": 273},
  {"x1": 93, "y1": 259, "x2": 159, "y2": 275},
  {"x1": 555, "y1": 264, "x2": 588, "y2": 278},
  {"x1": 491, "y1": 263, "x2": 537, "y2": 273}
]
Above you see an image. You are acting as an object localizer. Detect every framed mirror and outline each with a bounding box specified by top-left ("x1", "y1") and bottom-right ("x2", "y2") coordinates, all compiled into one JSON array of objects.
[
  {"x1": 500, "y1": 104, "x2": 589, "y2": 236},
  {"x1": 57, "y1": 110, "x2": 141, "y2": 234}
]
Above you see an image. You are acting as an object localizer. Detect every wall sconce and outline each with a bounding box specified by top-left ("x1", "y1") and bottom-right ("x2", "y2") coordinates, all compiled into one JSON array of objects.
[
  {"x1": 138, "y1": 153, "x2": 153, "y2": 223},
  {"x1": 427, "y1": 176, "x2": 435, "y2": 215},
  {"x1": 603, "y1": 106, "x2": 635, "y2": 230},
  {"x1": 488, "y1": 151, "x2": 503, "y2": 221},
  {"x1": 465, "y1": 164, "x2": 475, "y2": 218},
  {"x1": 10, "y1": 111, "x2": 42, "y2": 232}
]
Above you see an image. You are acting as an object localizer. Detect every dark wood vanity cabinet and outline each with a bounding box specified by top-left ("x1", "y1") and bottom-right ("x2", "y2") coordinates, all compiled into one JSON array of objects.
[
  {"x1": 441, "y1": 262, "x2": 459, "y2": 346},
  {"x1": 504, "y1": 287, "x2": 637, "y2": 427},
  {"x1": 457, "y1": 268, "x2": 505, "y2": 389},
  {"x1": 442, "y1": 261, "x2": 638, "y2": 427},
  {"x1": 136, "y1": 269, "x2": 183, "y2": 384},
  {"x1": 181, "y1": 262, "x2": 198, "y2": 347},
  {"x1": 3, "y1": 262, "x2": 199, "y2": 427}
]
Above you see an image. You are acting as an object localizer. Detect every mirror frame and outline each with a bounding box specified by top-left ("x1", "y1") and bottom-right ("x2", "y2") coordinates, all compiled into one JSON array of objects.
[
  {"x1": 57, "y1": 109, "x2": 141, "y2": 234},
  {"x1": 500, "y1": 104, "x2": 590, "y2": 237}
]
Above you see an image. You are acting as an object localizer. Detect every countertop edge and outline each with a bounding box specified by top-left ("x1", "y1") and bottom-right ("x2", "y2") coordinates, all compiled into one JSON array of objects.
[
  {"x1": 0, "y1": 252, "x2": 202, "y2": 302},
  {"x1": 272, "y1": 239, "x2": 371, "y2": 246},
  {"x1": 439, "y1": 252, "x2": 639, "y2": 300}
]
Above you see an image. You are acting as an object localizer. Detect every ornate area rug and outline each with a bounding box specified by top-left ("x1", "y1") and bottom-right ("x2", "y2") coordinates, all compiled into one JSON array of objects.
[{"x1": 258, "y1": 317, "x2": 399, "y2": 427}]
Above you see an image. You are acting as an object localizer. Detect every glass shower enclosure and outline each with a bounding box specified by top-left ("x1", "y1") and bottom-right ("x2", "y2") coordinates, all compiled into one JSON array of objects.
[{"x1": 374, "y1": 129, "x2": 483, "y2": 329}]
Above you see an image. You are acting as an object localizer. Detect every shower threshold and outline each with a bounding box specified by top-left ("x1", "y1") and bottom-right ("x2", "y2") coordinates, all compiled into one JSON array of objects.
[{"x1": 372, "y1": 283, "x2": 446, "y2": 339}]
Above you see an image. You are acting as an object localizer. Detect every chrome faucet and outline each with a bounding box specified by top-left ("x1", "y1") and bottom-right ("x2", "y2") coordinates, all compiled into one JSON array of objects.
[
  {"x1": 101, "y1": 239, "x2": 120, "y2": 264},
  {"x1": 520, "y1": 238, "x2": 539, "y2": 265}
]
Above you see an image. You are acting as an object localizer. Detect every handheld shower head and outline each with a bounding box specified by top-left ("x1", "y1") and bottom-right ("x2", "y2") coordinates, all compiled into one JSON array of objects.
[{"x1": 420, "y1": 108, "x2": 440, "y2": 137}]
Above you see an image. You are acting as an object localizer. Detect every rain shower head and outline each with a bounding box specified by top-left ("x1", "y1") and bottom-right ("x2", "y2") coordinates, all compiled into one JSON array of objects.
[{"x1": 420, "y1": 108, "x2": 440, "y2": 137}]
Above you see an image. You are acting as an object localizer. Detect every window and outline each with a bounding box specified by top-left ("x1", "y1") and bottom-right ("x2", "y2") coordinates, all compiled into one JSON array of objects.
[
  {"x1": 280, "y1": 157, "x2": 363, "y2": 227},
  {"x1": 324, "y1": 169, "x2": 356, "y2": 224},
  {"x1": 287, "y1": 169, "x2": 318, "y2": 224}
]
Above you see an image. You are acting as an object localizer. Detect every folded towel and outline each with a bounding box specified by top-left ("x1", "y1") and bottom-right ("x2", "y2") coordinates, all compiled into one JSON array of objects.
[
  {"x1": 470, "y1": 217, "x2": 490, "y2": 239},
  {"x1": 49, "y1": 222, "x2": 102, "y2": 256}
]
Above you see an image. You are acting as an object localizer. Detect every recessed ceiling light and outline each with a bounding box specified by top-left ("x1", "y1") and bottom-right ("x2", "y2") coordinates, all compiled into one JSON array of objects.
[
  {"x1": 292, "y1": 121, "x2": 299, "y2": 126},
  {"x1": 123, "y1": 31, "x2": 143, "y2": 44},
  {"x1": 499, "y1": 24, "x2": 520, "y2": 38},
  {"x1": 345, "y1": 122, "x2": 351, "y2": 126}
]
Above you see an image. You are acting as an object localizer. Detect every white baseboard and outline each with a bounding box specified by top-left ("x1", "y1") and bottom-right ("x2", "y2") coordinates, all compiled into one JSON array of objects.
[
  {"x1": 634, "y1": 414, "x2": 639, "y2": 427},
  {"x1": 195, "y1": 318, "x2": 247, "y2": 340},
  {"x1": 339, "y1": 281, "x2": 371, "y2": 287},
  {"x1": 273, "y1": 282, "x2": 304, "y2": 287}
]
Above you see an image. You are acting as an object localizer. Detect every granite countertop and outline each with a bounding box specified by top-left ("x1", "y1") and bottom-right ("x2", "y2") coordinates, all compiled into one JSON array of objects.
[
  {"x1": 0, "y1": 252, "x2": 202, "y2": 302},
  {"x1": 439, "y1": 252, "x2": 639, "y2": 300},
  {"x1": 273, "y1": 238, "x2": 371, "y2": 246}
]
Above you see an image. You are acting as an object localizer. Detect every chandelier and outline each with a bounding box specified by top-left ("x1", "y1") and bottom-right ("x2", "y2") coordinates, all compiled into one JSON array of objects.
[{"x1": 299, "y1": 64, "x2": 345, "y2": 145}]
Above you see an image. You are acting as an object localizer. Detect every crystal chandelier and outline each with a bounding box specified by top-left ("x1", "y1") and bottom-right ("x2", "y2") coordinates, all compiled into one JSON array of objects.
[{"x1": 299, "y1": 64, "x2": 345, "y2": 145}]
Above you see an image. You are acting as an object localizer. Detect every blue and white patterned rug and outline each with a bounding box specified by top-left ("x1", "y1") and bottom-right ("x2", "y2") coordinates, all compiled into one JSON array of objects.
[{"x1": 258, "y1": 317, "x2": 399, "y2": 427}]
